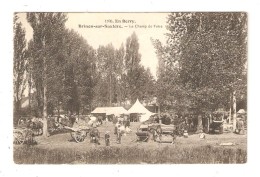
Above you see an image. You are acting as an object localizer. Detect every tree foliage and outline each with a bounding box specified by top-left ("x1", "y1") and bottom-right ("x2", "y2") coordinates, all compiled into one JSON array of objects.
[
  {"x1": 125, "y1": 32, "x2": 156, "y2": 103},
  {"x1": 17, "y1": 13, "x2": 156, "y2": 120},
  {"x1": 27, "y1": 13, "x2": 68, "y2": 116},
  {"x1": 13, "y1": 13, "x2": 28, "y2": 119},
  {"x1": 154, "y1": 12, "x2": 247, "y2": 113}
]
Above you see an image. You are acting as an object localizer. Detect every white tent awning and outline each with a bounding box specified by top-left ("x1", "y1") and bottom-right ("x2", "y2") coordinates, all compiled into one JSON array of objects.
[
  {"x1": 91, "y1": 107, "x2": 128, "y2": 116},
  {"x1": 128, "y1": 99, "x2": 153, "y2": 115}
]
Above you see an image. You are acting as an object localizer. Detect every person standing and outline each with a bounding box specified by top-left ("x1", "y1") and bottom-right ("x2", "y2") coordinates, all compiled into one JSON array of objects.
[
  {"x1": 117, "y1": 124, "x2": 123, "y2": 144},
  {"x1": 105, "y1": 131, "x2": 110, "y2": 146}
]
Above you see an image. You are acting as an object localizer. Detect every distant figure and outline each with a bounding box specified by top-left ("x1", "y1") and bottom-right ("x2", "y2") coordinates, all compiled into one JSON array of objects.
[
  {"x1": 114, "y1": 121, "x2": 120, "y2": 135},
  {"x1": 236, "y1": 118, "x2": 245, "y2": 134},
  {"x1": 89, "y1": 125, "x2": 100, "y2": 145},
  {"x1": 105, "y1": 131, "x2": 110, "y2": 146},
  {"x1": 124, "y1": 116, "x2": 130, "y2": 128},
  {"x1": 97, "y1": 116, "x2": 103, "y2": 125},
  {"x1": 117, "y1": 124, "x2": 123, "y2": 144},
  {"x1": 105, "y1": 116, "x2": 109, "y2": 127},
  {"x1": 69, "y1": 114, "x2": 76, "y2": 126},
  {"x1": 112, "y1": 115, "x2": 118, "y2": 124},
  {"x1": 93, "y1": 121, "x2": 97, "y2": 128}
]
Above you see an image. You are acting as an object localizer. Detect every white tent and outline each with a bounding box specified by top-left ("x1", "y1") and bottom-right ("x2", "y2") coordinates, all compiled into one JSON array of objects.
[
  {"x1": 128, "y1": 99, "x2": 155, "y2": 122},
  {"x1": 91, "y1": 107, "x2": 128, "y2": 116},
  {"x1": 128, "y1": 99, "x2": 152, "y2": 114},
  {"x1": 237, "y1": 109, "x2": 246, "y2": 114}
]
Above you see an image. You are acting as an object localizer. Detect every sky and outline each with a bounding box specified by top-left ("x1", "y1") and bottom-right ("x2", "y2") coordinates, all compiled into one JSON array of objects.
[{"x1": 18, "y1": 13, "x2": 169, "y2": 78}]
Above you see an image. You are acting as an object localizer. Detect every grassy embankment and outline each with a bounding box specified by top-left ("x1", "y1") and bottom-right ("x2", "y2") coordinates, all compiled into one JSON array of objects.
[{"x1": 14, "y1": 145, "x2": 246, "y2": 164}]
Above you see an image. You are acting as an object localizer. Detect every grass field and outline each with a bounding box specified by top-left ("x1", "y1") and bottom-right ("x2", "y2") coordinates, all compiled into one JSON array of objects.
[{"x1": 13, "y1": 122, "x2": 247, "y2": 164}]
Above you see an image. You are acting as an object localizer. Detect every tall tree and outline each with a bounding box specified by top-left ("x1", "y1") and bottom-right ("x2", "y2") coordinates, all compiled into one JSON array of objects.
[
  {"x1": 66, "y1": 30, "x2": 97, "y2": 114},
  {"x1": 13, "y1": 14, "x2": 28, "y2": 124},
  {"x1": 27, "y1": 12, "x2": 67, "y2": 137},
  {"x1": 95, "y1": 44, "x2": 123, "y2": 106}
]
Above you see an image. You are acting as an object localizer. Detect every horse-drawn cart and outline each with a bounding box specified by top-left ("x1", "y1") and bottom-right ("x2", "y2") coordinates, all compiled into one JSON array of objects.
[
  {"x1": 63, "y1": 125, "x2": 90, "y2": 143},
  {"x1": 136, "y1": 124, "x2": 150, "y2": 142},
  {"x1": 155, "y1": 124, "x2": 176, "y2": 143},
  {"x1": 14, "y1": 117, "x2": 38, "y2": 145},
  {"x1": 18, "y1": 116, "x2": 43, "y2": 136},
  {"x1": 13, "y1": 127, "x2": 34, "y2": 145}
]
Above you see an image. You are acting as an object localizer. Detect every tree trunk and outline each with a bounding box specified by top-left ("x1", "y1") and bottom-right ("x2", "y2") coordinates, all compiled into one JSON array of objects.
[
  {"x1": 158, "y1": 104, "x2": 161, "y2": 124},
  {"x1": 229, "y1": 93, "x2": 232, "y2": 124},
  {"x1": 109, "y1": 73, "x2": 112, "y2": 106},
  {"x1": 232, "y1": 90, "x2": 237, "y2": 132},
  {"x1": 14, "y1": 100, "x2": 21, "y2": 125},
  {"x1": 197, "y1": 114, "x2": 203, "y2": 133},
  {"x1": 42, "y1": 56, "x2": 49, "y2": 137},
  {"x1": 28, "y1": 70, "x2": 32, "y2": 116}
]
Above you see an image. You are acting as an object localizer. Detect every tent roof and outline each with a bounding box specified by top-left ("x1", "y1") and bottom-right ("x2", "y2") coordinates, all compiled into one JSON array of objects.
[
  {"x1": 128, "y1": 99, "x2": 153, "y2": 115},
  {"x1": 91, "y1": 107, "x2": 128, "y2": 115},
  {"x1": 237, "y1": 109, "x2": 246, "y2": 114}
]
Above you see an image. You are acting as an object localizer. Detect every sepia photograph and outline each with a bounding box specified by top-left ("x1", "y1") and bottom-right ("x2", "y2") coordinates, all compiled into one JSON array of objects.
[{"x1": 13, "y1": 12, "x2": 247, "y2": 164}]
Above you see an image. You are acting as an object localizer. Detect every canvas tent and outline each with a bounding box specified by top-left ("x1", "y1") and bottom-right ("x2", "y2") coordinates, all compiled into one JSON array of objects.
[
  {"x1": 237, "y1": 109, "x2": 246, "y2": 114},
  {"x1": 128, "y1": 99, "x2": 155, "y2": 122},
  {"x1": 91, "y1": 107, "x2": 128, "y2": 116}
]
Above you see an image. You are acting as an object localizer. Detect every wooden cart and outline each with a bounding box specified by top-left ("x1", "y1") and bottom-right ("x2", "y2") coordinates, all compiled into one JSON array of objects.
[
  {"x1": 63, "y1": 126, "x2": 90, "y2": 143},
  {"x1": 136, "y1": 124, "x2": 150, "y2": 142},
  {"x1": 13, "y1": 127, "x2": 34, "y2": 145},
  {"x1": 156, "y1": 124, "x2": 176, "y2": 143}
]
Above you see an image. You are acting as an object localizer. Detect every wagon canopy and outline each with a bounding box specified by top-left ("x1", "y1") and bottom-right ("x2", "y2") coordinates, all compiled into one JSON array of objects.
[{"x1": 91, "y1": 107, "x2": 128, "y2": 116}]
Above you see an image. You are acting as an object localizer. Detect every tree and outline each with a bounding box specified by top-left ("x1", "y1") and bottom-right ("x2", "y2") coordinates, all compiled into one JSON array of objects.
[
  {"x1": 66, "y1": 30, "x2": 97, "y2": 114},
  {"x1": 13, "y1": 14, "x2": 28, "y2": 124},
  {"x1": 27, "y1": 12, "x2": 67, "y2": 137},
  {"x1": 125, "y1": 32, "x2": 156, "y2": 103},
  {"x1": 95, "y1": 43, "x2": 125, "y2": 107},
  {"x1": 154, "y1": 13, "x2": 247, "y2": 124}
]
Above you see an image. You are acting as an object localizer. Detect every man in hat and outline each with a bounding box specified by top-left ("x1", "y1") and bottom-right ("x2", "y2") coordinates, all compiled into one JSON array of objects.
[{"x1": 105, "y1": 131, "x2": 110, "y2": 146}]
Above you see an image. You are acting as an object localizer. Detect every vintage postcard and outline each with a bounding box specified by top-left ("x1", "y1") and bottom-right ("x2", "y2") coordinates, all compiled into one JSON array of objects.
[{"x1": 13, "y1": 12, "x2": 247, "y2": 164}]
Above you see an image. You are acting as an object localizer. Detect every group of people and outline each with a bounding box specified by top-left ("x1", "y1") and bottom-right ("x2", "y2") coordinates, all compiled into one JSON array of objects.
[{"x1": 87, "y1": 114, "x2": 132, "y2": 146}]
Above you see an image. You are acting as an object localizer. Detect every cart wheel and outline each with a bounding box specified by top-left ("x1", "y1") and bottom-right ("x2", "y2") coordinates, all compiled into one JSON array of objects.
[
  {"x1": 13, "y1": 130, "x2": 25, "y2": 145},
  {"x1": 73, "y1": 131, "x2": 85, "y2": 143},
  {"x1": 136, "y1": 136, "x2": 140, "y2": 142}
]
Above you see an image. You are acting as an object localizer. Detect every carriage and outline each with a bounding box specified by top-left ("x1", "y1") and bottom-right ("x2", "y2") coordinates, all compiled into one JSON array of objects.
[
  {"x1": 13, "y1": 119, "x2": 36, "y2": 145},
  {"x1": 136, "y1": 124, "x2": 150, "y2": 142},
  {"x1": 13, "y1": 127, "x2": 35, "y2": 145},
  {"x1": 152, "y1": 123, "x2": 176, "y2": 143},
  {"x1": 62, "y1": 125, "x2": 91, "y2": 143},
  {"x1": 18, "y1": 116, "x2": 43, "y2": 136},
  {"x1": 207, "y1": 112, "x2": 224, "y2": 134},
  {"x1": 136, "y1": 123, "x2": 176, "y2": 143}
]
